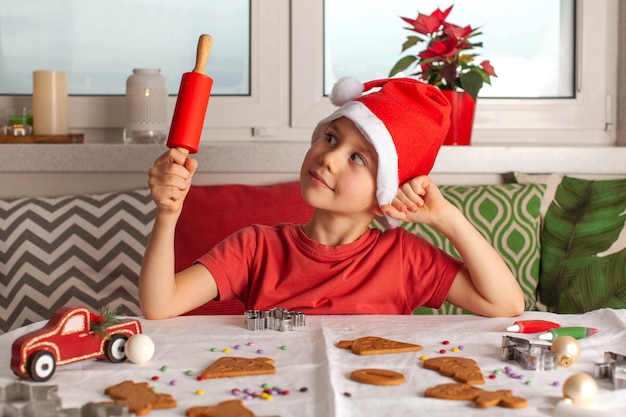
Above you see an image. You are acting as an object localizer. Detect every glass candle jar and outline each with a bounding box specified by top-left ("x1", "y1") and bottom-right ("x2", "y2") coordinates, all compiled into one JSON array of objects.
[{"x1": 124, "y1": 69, "x2": 168, "y2": 144}]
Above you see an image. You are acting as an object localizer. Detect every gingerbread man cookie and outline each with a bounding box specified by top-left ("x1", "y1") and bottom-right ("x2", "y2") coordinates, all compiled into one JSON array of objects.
[
  {"x1": 104, "y1": 380, "x2": 176, "y2": 415},
  {"x1": 425, "y1": 383, "x2": 528, "y2": 408}
]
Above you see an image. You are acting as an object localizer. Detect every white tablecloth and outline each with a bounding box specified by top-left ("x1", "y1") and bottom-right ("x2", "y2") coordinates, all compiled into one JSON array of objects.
[{"x1": 1, "y1": 309, "x2": 625, "y2": 416}]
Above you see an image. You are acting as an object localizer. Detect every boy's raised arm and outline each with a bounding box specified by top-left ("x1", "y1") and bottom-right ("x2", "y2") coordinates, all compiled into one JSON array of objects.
[
  {"x1": 381, "y1": 175, "x2": 525, "y2": 317},
  {"x1": 139, "y1": 149, "x2": 219, "y2": 319}
]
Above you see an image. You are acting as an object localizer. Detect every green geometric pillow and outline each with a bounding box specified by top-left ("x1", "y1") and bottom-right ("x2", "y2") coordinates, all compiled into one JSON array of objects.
[
  {"x1": 372, "y1": 183, "x2": 545, "y2": 314},
  {"x1": 538, "y1": 176, "x2": 626, "y2": 313}
]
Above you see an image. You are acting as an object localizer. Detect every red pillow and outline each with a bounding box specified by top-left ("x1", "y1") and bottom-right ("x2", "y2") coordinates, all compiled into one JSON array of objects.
[{"x1": 174, "y1": 181, "x2": 313, "y2": 315}]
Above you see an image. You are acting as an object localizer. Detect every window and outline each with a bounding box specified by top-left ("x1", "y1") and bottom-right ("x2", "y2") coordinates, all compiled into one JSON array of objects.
[
  {"x1": 0, "y1": 0, "x2": 618, "y2": 145},
  {"x1": 323, "y1": 0, "x2": 575, "y2": 99},
  {"x1": 0, "y1": 0, "x2": 250, "y2": 96},
  {"x1": 293, "y1": 0, "x2": 617, "y2": 145}
]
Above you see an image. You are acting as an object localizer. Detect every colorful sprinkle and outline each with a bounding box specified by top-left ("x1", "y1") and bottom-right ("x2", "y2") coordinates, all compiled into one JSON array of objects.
[
  {"x1": 231, "y1": 388, "x2": 242, "y2": 396},
  {"x1": 419, "y1": 355, "x2": 429, "y2": 361},
  {"x1": 439, "y1": 349, "x2": 447, "y2": 354},
  {"x1": 151, "y1": 376, "x2": 160, "y2": 381},
  {"x1": 525, "y1": 380, "x2": 533, "y2": 385},
  {"x1": 300, "y1": 387, "x2": 309, "y2": 393},
  {"x1": 343, "y1": 391, "x2": 352, "y2": 397},
  {"x1": 223, "y1": 348, "x2": 231, "y2": 353},
  {"x1": 196, "y1": 389, "x2": 205, "y2": 396},
  {"x1": 489, "y1": 374, "x2": 497, "y2": 379},
  {"x1": 196, "y1": 376, "x2": 205, "y2": 381},
  {"x1": 442, "y1": 340, "x2": 450, "y2": 345},
  {"x1": 280, "y1": 345, "x2": 288, "y2": 350},
  {"x1": 160, "y1": 365, "x2": 169, "y2": 372},
  {"x1": 170, "y1": 380, "x2": 178, "y2": 386},
  {"x1": 210, "y1": 347, "x2": 219, "y2": 352},
  {"x1": 256, "y1": 349, "x2": 265, "y2": 354},
  {"x1": 552, "y1": 381, "x2": 561, "y2": 387},
  {"x1": 451, "y1": 347, "x2": 460, "y2": 352},
  {"x1": 493, "y1": 369, "x2": 503, "y2": 375},
  {"x1": 185, "y1": 370, "x2": 194, "y2": 376},
  {"x1": 458, "y1": 345, "x2": 465, "y2": 350},
  {"x1": 261, "y1": 383, "x2": 271, "y2": 389},
  {"x1": 247, "y1": 342, "x2": 255, "y2": 346},
  {"x1": 234, "y1": 344, "x2": 242, "y2": 350}
]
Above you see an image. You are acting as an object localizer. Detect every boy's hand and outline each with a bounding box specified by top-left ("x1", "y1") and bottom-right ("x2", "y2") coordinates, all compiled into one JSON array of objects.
[
  {"x1": 148, "y1": 148, "x2": 198, "y2": 213},
  {"x1": 380, "y1": 176, "x2": 451, "y2": 225}
]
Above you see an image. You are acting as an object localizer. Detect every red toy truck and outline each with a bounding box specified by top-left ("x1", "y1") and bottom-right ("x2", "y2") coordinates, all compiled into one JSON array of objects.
[{"x1": 11, "y1": 306, "x2": 142, "y2": 382}]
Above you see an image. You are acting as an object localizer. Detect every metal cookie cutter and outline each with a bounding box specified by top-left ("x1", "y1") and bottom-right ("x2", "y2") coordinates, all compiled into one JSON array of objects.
[
  {"x1": 594, "y1": 352, "x2": 626, "y2": 389},
  {"x1": 501, "y1": 335, "x2": 557, "y2": 371},
  {"x1": 245, "y1": 308, "x2": 305, "y2": 331}
]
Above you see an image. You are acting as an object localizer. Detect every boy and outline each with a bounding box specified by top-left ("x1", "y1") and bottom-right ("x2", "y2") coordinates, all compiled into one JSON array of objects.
[{"x1": 139, "y1": 77, "x2": 525, "y2": 319}]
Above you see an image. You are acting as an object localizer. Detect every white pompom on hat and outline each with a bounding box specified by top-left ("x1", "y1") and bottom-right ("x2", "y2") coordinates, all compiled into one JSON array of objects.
[{"x1": 311, "y1": 76, "x2": 451, "y2": 228}]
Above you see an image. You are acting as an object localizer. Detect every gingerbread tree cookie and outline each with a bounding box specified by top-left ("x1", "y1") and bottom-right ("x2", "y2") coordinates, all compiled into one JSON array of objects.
[
  {"x1": 187, "y1": 399, "x2": 280, "y2": 417},
  {"x1": 201, "y1": 357, "x2": 276, "y2": 379},
  {"x1": 422, "y1": 357, "x2": 485, "y2": 385},
  {"x1": 336, "y1": 336, "x2": 423, "y2": 355}
]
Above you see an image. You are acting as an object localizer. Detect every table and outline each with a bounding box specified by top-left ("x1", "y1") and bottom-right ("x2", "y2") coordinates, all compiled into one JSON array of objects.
[{"x1": 1, "y1": 309, "x2": 625, "y2": 416}]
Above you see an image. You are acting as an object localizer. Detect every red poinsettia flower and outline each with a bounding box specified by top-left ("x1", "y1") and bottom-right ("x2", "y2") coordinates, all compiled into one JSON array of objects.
[
  {"x1": 420, "y1": 37, "x2": 462, "y2": 61},
  {"x1": 90, "y1": 313, "x2": 105, "y2": 325},
  {"x1": 402, "y1": 5, "x2": 452, "y2": 35},
  {"x1": 480, "y1": 60, "x2": 497, "y2": 77},
  {"x1": 390, "y1": 4, "x2": 496, "y2": 100}
]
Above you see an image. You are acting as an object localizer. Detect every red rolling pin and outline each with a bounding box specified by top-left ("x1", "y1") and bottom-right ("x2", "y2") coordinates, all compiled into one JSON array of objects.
[{"x1": 167, "y1": 34, "x2": 213, "y2": 155}]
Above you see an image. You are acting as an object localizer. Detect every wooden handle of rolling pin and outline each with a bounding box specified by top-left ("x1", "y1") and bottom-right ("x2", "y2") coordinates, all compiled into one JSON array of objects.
[{"x1": 192, "y1": 34, "x2": 213, "y2": 75}]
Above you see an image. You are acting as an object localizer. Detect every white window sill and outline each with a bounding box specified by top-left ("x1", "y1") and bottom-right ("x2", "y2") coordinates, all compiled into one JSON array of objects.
[{"x1": 0, "y1": 142, "x2": 624, "y2": 176}]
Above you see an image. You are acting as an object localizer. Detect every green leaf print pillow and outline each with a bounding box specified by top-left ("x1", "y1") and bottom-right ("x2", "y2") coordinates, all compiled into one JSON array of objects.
[
  {"x1": 538, "y1": 176, "x2": 626, "y2": 313},
  {"x1": 372, "y1": 183, "x2": 546, "y2": 314}
]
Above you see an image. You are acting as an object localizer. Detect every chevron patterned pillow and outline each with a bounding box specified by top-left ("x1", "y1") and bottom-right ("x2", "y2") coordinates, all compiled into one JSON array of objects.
[{"x1": 0, "y1": 188, "x2": 155, "y2": 334}]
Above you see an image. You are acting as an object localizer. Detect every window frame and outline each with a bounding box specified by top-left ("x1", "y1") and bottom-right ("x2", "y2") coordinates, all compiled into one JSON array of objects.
[
  {"x1": 0, "y1": 0, "x2": 289, "y2": 139},
  {"x1": 0, "y1": 0, "x2": 618, "y2": 146},
  {"x1": 291, "y1": 0, "x2": 618, "y2": 145}
]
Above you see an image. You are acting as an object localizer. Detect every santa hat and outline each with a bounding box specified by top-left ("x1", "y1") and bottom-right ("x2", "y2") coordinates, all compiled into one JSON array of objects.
[{"x1": 311, "y1": 76, "x2": 451, "y2": 227}]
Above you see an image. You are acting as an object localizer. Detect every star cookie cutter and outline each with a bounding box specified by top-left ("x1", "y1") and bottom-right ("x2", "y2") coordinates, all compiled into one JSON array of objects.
[
  {"x1": 501, "y1": 335, "x2": 557, "y2": 371},
  {"x1": 245, "y1": 308, "x2": 305, "y2": 331},
  {"x1": 593, "y1": 351, "x2": 626, "y2": 389}
]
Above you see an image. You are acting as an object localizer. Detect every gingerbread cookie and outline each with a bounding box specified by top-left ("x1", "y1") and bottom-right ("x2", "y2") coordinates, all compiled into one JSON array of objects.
[
  {"x1": 104, "y1": 380, "x2": 176, "y2": 415},
  {"x1": 186, "y1": 399, "x2": 280, "y2": 417},
  {"x1": 350, "y1": 368, "x2": 406, "y2": 386},
  {"x1": 201, "y1": 357, "x2": 276, "y2": 379},
  {"x1": 422, "y1": 357, "x2": 485, "y2": 384},
  {"x1": 336, "y1": 336, "x2": 423, "y2": 355},
  {"x1": 425, "y1": 383, "x2": 528, "y2": 409}
]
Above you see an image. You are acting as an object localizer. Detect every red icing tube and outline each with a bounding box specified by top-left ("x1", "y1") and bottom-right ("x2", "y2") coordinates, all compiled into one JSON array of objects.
[
  {"x1": 506, "y1": 320, "x2": 560, "y2": 333},
  {"x1": 167, "y1": 73, "x2": 212, "y2": 154},
  {"x1": 167, "y1": 34, "x2": 213, "y2": 154}
]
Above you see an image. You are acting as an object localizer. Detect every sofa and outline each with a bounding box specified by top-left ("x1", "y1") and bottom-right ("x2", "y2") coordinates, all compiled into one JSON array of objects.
[{"x1": 1, "y1": 174, "x2": 625, "y2": 334}]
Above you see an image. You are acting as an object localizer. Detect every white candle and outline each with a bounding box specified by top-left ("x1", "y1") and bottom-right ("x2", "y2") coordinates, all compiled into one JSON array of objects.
[{"x1": 33, "y1": 71, "x2": 68, "y2": 135}]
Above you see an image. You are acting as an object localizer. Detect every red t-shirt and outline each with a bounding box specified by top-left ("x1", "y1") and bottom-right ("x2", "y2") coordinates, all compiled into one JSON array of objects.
[{"x1": 197, "y1": 223, "x2": 462, "y2": 314}]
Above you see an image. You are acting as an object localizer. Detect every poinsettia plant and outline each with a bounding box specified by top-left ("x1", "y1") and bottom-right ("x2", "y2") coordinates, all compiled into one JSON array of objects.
[{"x1": 389, "y1": 5, "x2": 496, "y2": 100}]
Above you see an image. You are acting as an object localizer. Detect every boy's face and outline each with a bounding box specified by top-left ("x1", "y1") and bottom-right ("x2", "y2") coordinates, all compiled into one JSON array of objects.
[{"x1": 300, "y1": 117, "x2": 381, "y2": 219}]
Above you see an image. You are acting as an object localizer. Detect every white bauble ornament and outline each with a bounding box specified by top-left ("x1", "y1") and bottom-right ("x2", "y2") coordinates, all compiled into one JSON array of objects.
[
  {"x1": 551, "y1": 335, "x2": 581, "y2": 367},
  {"x1": 125, "y1": 333, "x2": 155, "y2": 364},
  {"x1": 562, "y1": 373, "x2": 598, "y2": 407}
]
